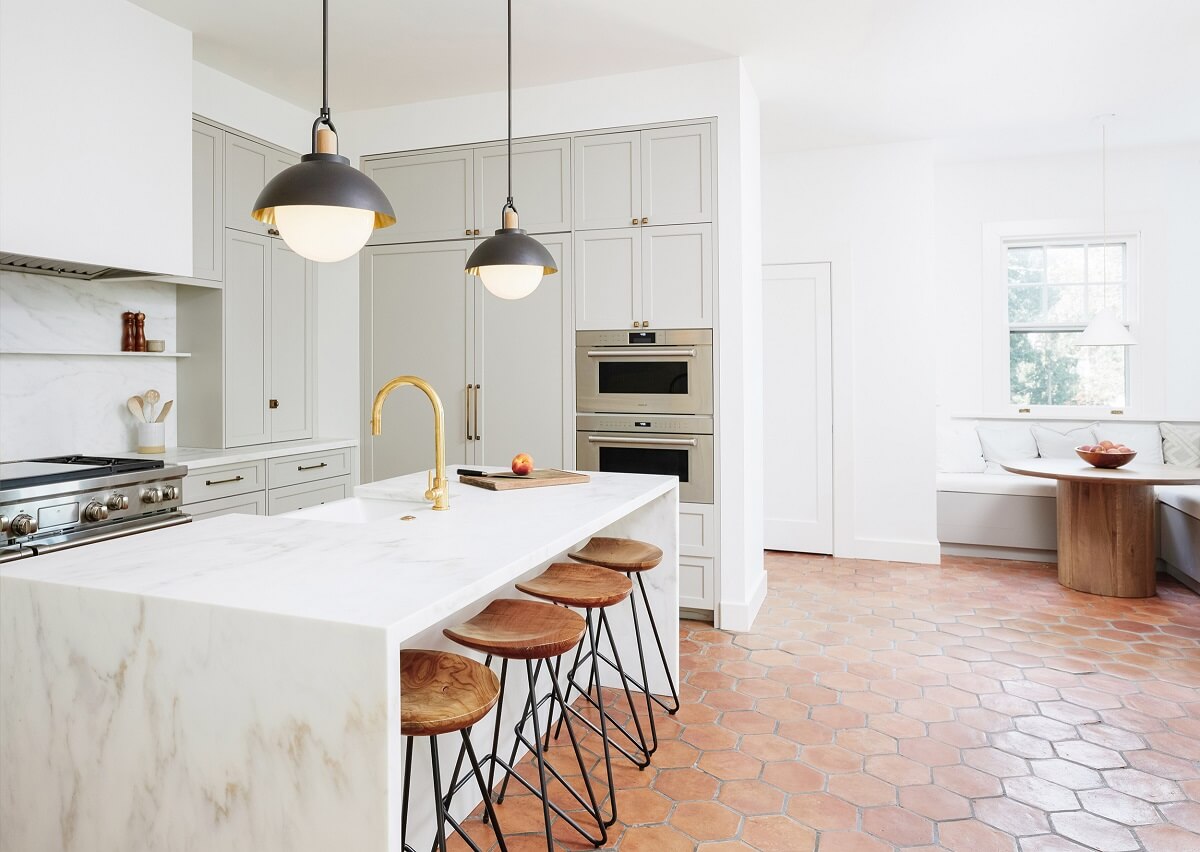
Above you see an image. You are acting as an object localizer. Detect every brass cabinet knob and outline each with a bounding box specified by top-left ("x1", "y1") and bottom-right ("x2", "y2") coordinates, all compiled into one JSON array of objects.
[
  {"x1": 632, "y1": 218, "x2": 639, "y2": 225},
  {"x1": 641, "y1": 217, "x2": 648, "y2": 225},
  {"x1": 473, "y1": 229, "x2": 480, "y2": 235},
  {"x1": 269, "y1": 399, "x2": 279, "y2": 410},
  {"x1": 643, "y1": 321, "x2": 650, "y2": 328},
  {"x1": 632, "y1": 321, "x2": 639, "y2": 328},
  {"x1": 465, "y1": 229, "x2": 471, "y2": 235}
]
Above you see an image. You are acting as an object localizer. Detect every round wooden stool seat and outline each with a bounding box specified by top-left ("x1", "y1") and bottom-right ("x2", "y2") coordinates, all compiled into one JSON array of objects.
[
  {"x1": 400, "y1": 649, "x2": 501, "y2": 737},
  {"x1": 444, "y1": 598, "x2": 586, "y2": 660},
  {"x1": 568, "y1": 537, "x2": 663, "y2": 573},
  {"x1": 517, "y1": 562, "x2": 633, "y2": 609}
]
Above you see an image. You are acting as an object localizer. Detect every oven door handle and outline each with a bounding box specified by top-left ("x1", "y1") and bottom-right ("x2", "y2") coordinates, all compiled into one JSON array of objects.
[
  {"x1": 29, "y1": 514, "x2": 192, "y2": 556},
  {"x1": 586, "y1": 436, "x2": 698, "y2": 447},
  {"x1": 586, "y1": 348, "x2": 697, "y2": 358}
]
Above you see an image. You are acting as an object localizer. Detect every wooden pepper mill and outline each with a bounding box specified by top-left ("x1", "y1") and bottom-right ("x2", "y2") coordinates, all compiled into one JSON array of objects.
[
  {"x1": 134, "y1": 312, "x2": 147, "y2": 352},
  {"x1": 122, "y1": 311, "x2": 136, "y2": 352}
]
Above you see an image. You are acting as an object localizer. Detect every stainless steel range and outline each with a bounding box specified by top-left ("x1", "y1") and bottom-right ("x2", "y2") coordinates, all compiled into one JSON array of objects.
[{"x1": 0, "y1": 455, "x2": 190, "y2": 563}]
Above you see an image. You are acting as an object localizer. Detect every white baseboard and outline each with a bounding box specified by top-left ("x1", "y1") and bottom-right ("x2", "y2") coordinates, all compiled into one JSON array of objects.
[
  {"x1": 840, "y1": 537, "x2": 942, "y2": 565},
  {"x1": 719, "y1": 570, "x2": 768, "y2": 632},
  {"x1": 941, "y1": 543, "x2": 1057, "y2": 563}
]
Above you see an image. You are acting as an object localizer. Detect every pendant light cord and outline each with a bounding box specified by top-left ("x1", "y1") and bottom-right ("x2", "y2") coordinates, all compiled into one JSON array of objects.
[
  {"x1": 505, "y1": 0, "x2": 515, "y2": 212},
  {"x1": 1101, "y1": 121, "x2": 1108, "y2": 300},
  {"x1": 311, "y1": 0, "x2": 337, "y2": 151}
]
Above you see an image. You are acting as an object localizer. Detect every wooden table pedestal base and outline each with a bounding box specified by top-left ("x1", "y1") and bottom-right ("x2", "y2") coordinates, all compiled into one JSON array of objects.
[{"x1": 1056, "y1": 480, "x2": 1156, "y2": 598}]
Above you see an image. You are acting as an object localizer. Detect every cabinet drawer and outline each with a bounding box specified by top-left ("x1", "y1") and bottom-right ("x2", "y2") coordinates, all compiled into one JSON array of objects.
[
  {"x1": 183, "y1": 491, "x2": 266, "y2": 521},
  {"x1": 267, "y1": 475, "x2": 351, "y2": 515},
  {"x1": 679, "y1": 556, "x2": 715, "y2": 610},
  {"x1": 267, "y1": 447, "x2": 352, "y2": 489},
  {"x1": 680, "y1": 503, "x2": 716, "y2": 557},
  {"x1": 183, "y1": 460, "x2": 266, "y2": 502}
]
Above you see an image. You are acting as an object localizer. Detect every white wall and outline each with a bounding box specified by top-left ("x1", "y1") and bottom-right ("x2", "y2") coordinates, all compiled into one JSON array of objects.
[
  {"x1": 935, "y1": 143, "x2": 1200, "y2": 419},
  {"x1": 763, "y1": 142, "x2": 940, "y2": 564},
  {"x1": 338, "y1": 58, "x2": 766, "y2": 628}
]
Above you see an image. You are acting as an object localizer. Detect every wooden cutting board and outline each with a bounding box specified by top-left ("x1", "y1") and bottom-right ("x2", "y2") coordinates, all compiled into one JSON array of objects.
[{"x1": 458, "y1": 469, "x2": 590, "y2": 491}]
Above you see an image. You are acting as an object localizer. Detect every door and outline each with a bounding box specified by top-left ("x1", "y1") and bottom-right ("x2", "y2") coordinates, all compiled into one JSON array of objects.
[
  {"x1": 362, "y1": 242, "x2": 473, "y2": 481},
  {"x1": 475, "y1": 138, "x2": 571, "y2": 235},
  {"x1": 269, "y1": 241, "x2": 314, "y2": 442},
  {"x1": 573, "y1": 131, "x2": 641, "y2": 230},
  {"x1": 763, "y1": 263, "x2": 834, "y2": 553},
  {"x1": 224, "y1": 231, "x2": 271, "y2": 447},
  {"x1": 191, "y1": 120, "x2": 223, "y2": 281},
  {"x1": 574, "y1": 229, "x2": 641, "y2": 330},
  {"x1": 640, "y1": 123, "x2": 712, "y2": 226},
  {"x1": 475, "y1": 236, "x2": 572, "y2": 469},
  {"x1": 365, "y1": 149, "x2": 474, "y2": 244},
  {"x1": 225, "y1": 135, "x2": 281, "y2": 236},
  {"x1": 642, "y1": 223, "x2": 714, "y2": 329}
]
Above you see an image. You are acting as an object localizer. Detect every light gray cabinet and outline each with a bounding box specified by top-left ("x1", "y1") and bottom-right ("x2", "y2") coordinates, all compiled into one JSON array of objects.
[
  {"x1": 191, "y1": 119, "x2": 223, "y2": 281},
  {"x1": 474, "y1": 138, "x2": 571, "y2": 235},
  {"x1": 224, "y1": 232, "x2": 271, "y2": 446},
  {"x1": 364, "y1": 149, "x2": 475, "y2": 244},
  {"x1": 574, "y1": 123, "x2": 713, "y2": 231},
  {"x1": 224, "y1": 133, "x2": 298, "y2": 236},
  {"x1": 575, "y1": 223, "x2": 712, "y2": 330},
  {"x1": 269, "y1": 240, "x2": 315, "y2": 442}
]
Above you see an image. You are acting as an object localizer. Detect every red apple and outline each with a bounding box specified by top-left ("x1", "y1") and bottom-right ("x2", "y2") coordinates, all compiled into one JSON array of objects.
[{"x1": 511, "y1": 453, "x2": 534, "y2": 476}]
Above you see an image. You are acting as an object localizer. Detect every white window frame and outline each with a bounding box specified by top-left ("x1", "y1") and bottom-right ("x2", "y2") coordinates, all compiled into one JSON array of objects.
[{"x1": 982, "y1": 218, "x2": 1148, "y2": 418}]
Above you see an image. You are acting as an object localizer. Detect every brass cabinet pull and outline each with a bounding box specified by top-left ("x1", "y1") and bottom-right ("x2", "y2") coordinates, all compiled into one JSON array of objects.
[
  {"x1": 641, "y1": 217, "x2": 648, "y2": 224},
  {"x1": 466, "y1": 383, "x2": 473, "y2": 441},
  {"x1": 632, "y1": 321, "x2": 639, "y2": 328},
  {"x1": 631, "y1": 218, "x2": 639, "y2": 225},
  {"x1": 473, "y1": 229, "x2": 480, "y2": 235},
  {"x1": 297, "y1": 462, "x2": 328, "y2": 471},
  {"x1": 465, "y1": 229, "x2": 471, "y2": 235},
  {"x1": 268, "y1": 228, "x2": 280, "y2": 236},
  {"x1": 473, "y1": 384, "x2": 481, "y2": 440},
  {"x1": 205, "y1": 475, "x2": 245, "y2": 486},
  {"x1": 269, "y1": 399, "x2": 279, "y2": 409},
  {"x1": 643, "y1": 321, "x2": 650, "y2": 328}
]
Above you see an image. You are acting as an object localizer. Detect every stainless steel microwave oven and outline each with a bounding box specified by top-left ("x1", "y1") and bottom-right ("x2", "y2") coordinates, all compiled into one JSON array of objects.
[
  {"x1": 576, "y1": 414, "x2": 714, "y2": 503},
  {"x1": 575, "y1": 329, "x2": 713, "y2": 416}
]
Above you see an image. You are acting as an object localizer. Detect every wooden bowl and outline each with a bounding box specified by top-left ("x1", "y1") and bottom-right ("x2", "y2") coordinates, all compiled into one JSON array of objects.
[{"x1": 1075, "y1": 447, "x2": 1137, "y2": 469}]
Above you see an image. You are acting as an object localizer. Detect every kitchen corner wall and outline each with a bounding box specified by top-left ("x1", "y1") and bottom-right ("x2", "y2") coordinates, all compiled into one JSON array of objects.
[{"x1": 0, "y1": 272, "x2": 179, "y2": 457}]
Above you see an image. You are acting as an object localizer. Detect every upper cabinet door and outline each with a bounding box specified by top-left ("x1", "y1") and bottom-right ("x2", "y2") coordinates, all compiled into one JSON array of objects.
[
  {"x1": 365, "y1": 150, "x2": 474, "y2": 244},
  {"x1": 224, "y1": 134, "x2": 274, "y2": 236},
  {"x1": 642, "y1": 223, "x2": 713, "y2": 329},
  {"x1": 224, "y1": 231, "x2": 271, "y2": 447},
  {"x1": 269, "y1": 241, "x2": 314, "y2": 442},
  {"x1": 191, "y1": 120, "x2": 224, "y2": 281},
  {"x1": 573, "y1": 132, "x2": 641, "y2": 231},
  {"x1": 640, "y1": 124, "x2": 713, "y2": 227},
  {"x1": 475, "y1": 138, "x2": 571, "y2": 235},
  {"x1": 574, "y1": 229, "x2": 641, "y2": 331}
]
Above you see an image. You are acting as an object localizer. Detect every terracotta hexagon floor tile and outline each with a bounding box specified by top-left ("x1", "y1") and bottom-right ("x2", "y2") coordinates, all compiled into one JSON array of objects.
[
  {"x1": 680, "y1": 724, "x2": 739, "y2": 751},
  {"x1": 716, "y1": 779, "x2": 784, "y2": 815},
  {"x1": 991, "y1": 730, "x2": 1055, "y2": 759},
  {"x1": 1137, "y1": 824, "x2": 1200, "y2": 852},
  {"x1": 932, "y1": 764, "x2": 1004, "y2": 798},
  {"x1": 696, "y1": 750, "x2": 762, "y2": 781},
  {"x1": 868, "y1": 712, "x2": 928, "y2": 739},
  {"x1": 738, "y1": 733, "x2": 798, "y2": 762},
  {"x1": 1012, "y1": 714, "x2": 1078, "y2": 741},
  {"x1": 738, "y1": 814, "x2": 816, "y2": 852},
  {"x1": 899, "y1": 783, "x2": 971, "y2": 820},
  {"x1": 703, "y1": 690, "x2": 757, "y2": 712},
  {"x1": 653, "y1": 767, "x2": 719, "y2": 801},
  {"x1": 864, "y1": 753, "x2": 931, "y2": 786},
  {"x1": 827, "y1": 772, "x2": 897, "y2": 806},
  {"x1": 810, "y1": 704, "x2": 867, "y2": 730},
  {"x1": 613, "y1": 788, "x2": 673, "y2": 825},
  {"x1": 937, "y1": 818, "x2": 1018, "y2": 852},
  {"x1": 836, "y1": 727, "x2": 898, "y2": 756},
  {"x1": 719, "y1": 710, "x2": 777, "y2": 735},
  {"x1": 928, "y1": 720, "x2": 988, "y2": 748},
  {"x1": 812, "y1": 831, "x2": 894, "y2": 852},
  {"x1": 973, "y1": 795, "x2": 1051, "y2": 835},
  {"x1": 1050, "y1": 811, "x2": 1139, "y2": 852},
  {"x1": 1017, "y1": 836, "x2": 1093, "y2": 852},
  {"x1": 800, "y1": 744, "x2": 863, "y2": 774},
  {"x1": 1052, "y1": 739, "x2": 1126, "y2": 769},
  {"x1": 785, "y1": 792, "x2": 858, "y2": 830},
  {"x1": 761, "y1": 760, "x2": 824, "y2": 793},
  {"x1": 619, "y1": 824, "x2": 698, "y2": 852},
  {"x1": 962, "y1": 746, "x2": 1029, "y2": 778},
  {"x1": 1029, "y1": 758, "x2": 1104, "y2": 790},
  {"x1": 669, "y1": 801, "x2": 741, "y2": 842},
  {"x1": 1037, "y1": 700, "x2": 1101, "y2": 725},
  {"x1": 1002, "y1": 775, "x2": 1079, "y2": 811},
  {"x1": 861, "y1": 804, "x2": 935, "y2": 846},
  {"x1": 1103, "y1": 767, "x2": 1186, "y2": 802},
  {"x1": 1078, "y1": 787, "x2": 1161, "y2": 825}
]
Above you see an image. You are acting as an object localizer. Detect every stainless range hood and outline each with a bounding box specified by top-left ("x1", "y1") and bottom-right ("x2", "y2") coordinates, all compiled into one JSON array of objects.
[{"x1": 0, "y1": 253, "x2": 155, "y2": 281}]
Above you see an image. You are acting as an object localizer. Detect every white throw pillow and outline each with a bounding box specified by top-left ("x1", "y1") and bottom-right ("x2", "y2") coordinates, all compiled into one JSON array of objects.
[
  {"x1": 1032, "y1": 423, "x2": 1097, "y2": 459},
  {"x1": 1160, "y1": 423, "x2": 1200, "y2": 467},
  {"x1": 937, "y1": 421, "x2": 986, "y2": 473},
  {"x1": 976, "y1": 423, "x2": 1039, "y2": 467},
  {"x1": 1095, "y1": 423, "x2": 1165, "y2": 465}
]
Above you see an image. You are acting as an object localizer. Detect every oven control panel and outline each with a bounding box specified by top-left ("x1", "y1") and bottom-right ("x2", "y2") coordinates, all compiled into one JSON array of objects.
[
  {"x1": 0, "y1": 477, "x2": 184, "y2": 544},
  {"x1": 576, "y1": 414, "x2": 714, "y2": 435}
]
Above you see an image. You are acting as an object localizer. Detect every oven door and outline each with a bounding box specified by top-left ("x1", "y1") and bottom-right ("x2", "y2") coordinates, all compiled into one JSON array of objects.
[
  {"x1": 577, "y1": 431, "x2": 714, "y2": 503},
  {"x1": 576, "y1": 343, "x2": 713, "y2": 415}
]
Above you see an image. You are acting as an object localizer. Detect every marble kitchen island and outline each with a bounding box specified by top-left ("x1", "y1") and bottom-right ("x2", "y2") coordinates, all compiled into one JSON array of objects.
[{"x1": 0, "y1": 469, "x2": 679, "y2": 852}]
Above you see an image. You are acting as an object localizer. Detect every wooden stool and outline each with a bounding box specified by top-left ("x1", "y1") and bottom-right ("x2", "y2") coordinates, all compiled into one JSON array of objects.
[
  {"x1": 516, "y1": 563, "x2": 643, "y2": 826},
  {"x1": 443, "y1": 599, "x2": 607, "y2": 851},
  {"x1": 568, "y1": 537, "x2": 679, "y2": 755},
  {"x1": 399, "y1": 650, "x2": 506, "y2": 852}
]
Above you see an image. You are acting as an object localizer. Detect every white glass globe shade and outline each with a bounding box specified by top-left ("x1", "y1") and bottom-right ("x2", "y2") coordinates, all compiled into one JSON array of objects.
[
  {"x1": 273, "y1": 204, "x2": 375, "y2": 263},
  {"x1": 478, "y1": 264, "x2": 544, "y2": 300}
]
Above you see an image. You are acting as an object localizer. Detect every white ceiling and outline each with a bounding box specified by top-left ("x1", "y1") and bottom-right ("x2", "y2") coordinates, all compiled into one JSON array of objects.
[{"x1": 133, "y1": 0, "x2": 1200, "y2": 156}]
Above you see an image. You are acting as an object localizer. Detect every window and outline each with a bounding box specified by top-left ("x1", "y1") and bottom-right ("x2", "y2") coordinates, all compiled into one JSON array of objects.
[{"x1": 1005, "y1": 238, "x2": 1134, "y2": 408}]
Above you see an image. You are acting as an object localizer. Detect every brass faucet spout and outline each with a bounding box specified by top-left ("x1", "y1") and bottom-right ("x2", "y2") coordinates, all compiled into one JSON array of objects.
[{"x1": 370, "y1": 375, "x2": 449, "y2": 510}]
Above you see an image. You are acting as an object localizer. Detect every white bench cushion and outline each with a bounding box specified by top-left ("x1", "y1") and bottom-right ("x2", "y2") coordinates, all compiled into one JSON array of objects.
[
  {"x1": 1157, "y1": 486, "x2": 1200, "y2": 521},
  {"x1": 938, "y1": 473, "x2": 1057, "y2": 499}
]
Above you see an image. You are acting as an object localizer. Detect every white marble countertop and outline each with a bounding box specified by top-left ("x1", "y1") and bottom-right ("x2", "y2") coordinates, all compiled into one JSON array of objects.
[
  {"x1": 105, "y1": 437, "x2": 359, "y2": 471},
  {"x1": 0, "y1": 469, "x2": 676, "y2": 639}
]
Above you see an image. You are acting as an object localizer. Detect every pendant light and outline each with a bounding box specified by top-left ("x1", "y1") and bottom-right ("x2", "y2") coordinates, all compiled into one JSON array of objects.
[
  {"x1": 1077, "y1": 118, "x2": 1136, "y2": 347},
  {"x1": 251, "y1": 0, "x2": 395, "y2": 263},
  {"x1": 465, "y1": 0, "x2": 557, "y2": 299}
]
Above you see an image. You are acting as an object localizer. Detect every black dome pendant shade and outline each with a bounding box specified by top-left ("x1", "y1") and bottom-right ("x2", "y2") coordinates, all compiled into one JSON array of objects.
[
  {"x1": 465, "y1": 0, "x2": 557, "y2": 296},
  {"x1": 251, "y1": 0, "x2": 394, "y2": 260}
]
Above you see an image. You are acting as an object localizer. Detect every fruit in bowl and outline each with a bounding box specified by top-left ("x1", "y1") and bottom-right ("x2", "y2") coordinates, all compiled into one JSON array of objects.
[
  {"x1": 1076, "y1": 441, "x2": 1137, "y2": 469},
  {"x1": 511, "y1": 453, "x2": 534, "y2": 476}
]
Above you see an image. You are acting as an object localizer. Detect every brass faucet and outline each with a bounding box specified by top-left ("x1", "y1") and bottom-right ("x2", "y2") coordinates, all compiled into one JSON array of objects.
[{"x1": 370, "y1": 375, "x2": 449, "y2": 510}]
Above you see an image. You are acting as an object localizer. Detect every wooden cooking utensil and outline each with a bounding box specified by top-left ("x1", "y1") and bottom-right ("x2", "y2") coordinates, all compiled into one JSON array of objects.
[
  {"x1": 144, "y1": 388, "x2": 161, "y2": 421},
  {"x1": 154, "y1": 400, "x2": 174, "y2": 423},
  {"x1": 127, "y1": 396, "x2": 146, "y2": 422}
]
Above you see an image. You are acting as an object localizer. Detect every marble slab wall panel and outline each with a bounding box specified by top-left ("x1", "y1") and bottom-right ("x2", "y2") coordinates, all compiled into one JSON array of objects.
[
  {"x1": 0, "y1": 272, "x2": 180, "y2": 457},
  {"x1": 0, "y1": 579, "x2": 390, "y2": 852}
]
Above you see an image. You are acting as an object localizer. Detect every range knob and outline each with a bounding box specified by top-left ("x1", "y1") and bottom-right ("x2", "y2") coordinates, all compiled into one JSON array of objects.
[
  {"x1": 0, "y1": 515, "x2": 9, "y2": 534},
  {"x1": 161, "y1": 485, "x2": 180, "y2": 501},
  {"x1": 10, "y1": 513, "x2": 37, "y2": 536},
  {"x1": 83, "y1": 501, "x2": 110, "y2": 522},
  {"x1": 141, "y1": 487, "x2": 163, "y2": 504},
  {"x1": 106, "y1": 493, "x2": 130, "y2": 511}
]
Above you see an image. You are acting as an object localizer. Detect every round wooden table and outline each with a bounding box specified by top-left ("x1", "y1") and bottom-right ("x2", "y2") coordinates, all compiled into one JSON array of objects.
[{"x1": 1001, "y1": 458, "x2": 1200, "y2": 598}]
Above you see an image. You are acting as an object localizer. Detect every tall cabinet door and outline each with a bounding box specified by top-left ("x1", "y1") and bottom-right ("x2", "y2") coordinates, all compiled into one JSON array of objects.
[
  {"x1": 475, "y1": 138, "x2": 571, "y2": 235},
  {"x1": 269, "y1": 241, "x2": 314, "y2": 442},
  {"x1": 191, "y1": 120, "x2": 223, "y2": 281},
  {"x1": 574, "y1": 229, "x2": 642, "y2": 330},
  {"x1": 224, "y1": 231, "x2": 271, "y2": 447},
  {"x1": 476, "y1": 236, "x2": 573, "y2": 469},
  {"x1": 365, "y1": 150, "x2": 474, "y2": 244},
  {"x1": 640, "y1": 124, "x2": 713, "y2": 226},
  {"x1": 224, "y1": 135, "x2": 276, "y2": 236},
  {"x1": 642, "y1": 224, "x2": 714, "y2": 329},
  {"x1": 362, "y1": 242, "x2": 473, "y2": 481},
  {"x1": 573, "y1": 132, "x2": 641, "y2": 230}
]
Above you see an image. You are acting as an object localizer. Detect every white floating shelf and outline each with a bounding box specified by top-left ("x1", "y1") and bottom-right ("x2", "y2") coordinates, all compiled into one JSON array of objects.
[{"x1": 0, "y1": 350, "x2": 192, "y2": 358}]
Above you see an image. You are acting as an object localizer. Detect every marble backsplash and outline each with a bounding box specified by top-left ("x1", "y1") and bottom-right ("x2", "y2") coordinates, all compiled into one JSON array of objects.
[{"x1": 0, "y1": 271, "x2": 180, "y2": 458}]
